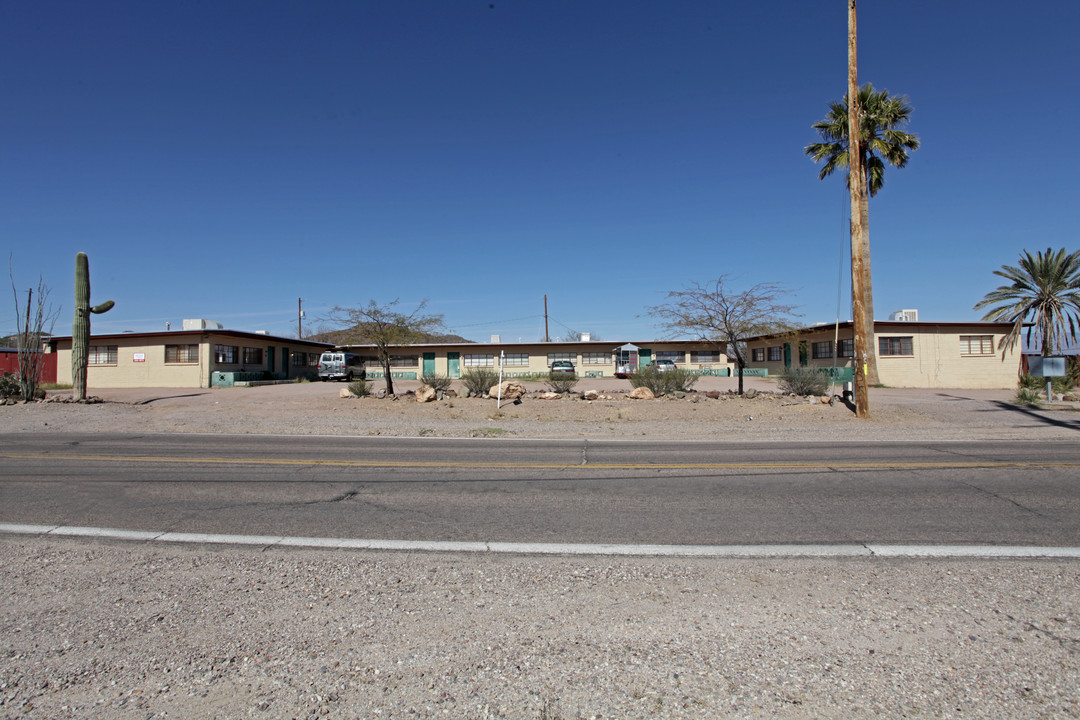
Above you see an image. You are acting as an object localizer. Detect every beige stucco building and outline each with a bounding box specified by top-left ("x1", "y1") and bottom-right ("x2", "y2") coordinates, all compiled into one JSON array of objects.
[
  {"x1": 48, "y1": 329, "x2": 332, "y2": 389},
  {"x1": 743, "y1": 321, "x2": 1021, "y2": 389},
  {"x1": 46, "y1": 320, "x2": 1022, "y2": 390},
  {"x1": 340, "y1": 320, "x2": 1021, "y2": 389}
]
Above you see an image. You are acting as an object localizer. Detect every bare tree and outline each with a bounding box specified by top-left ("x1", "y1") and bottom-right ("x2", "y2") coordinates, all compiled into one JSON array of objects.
[
  {"x1": 326, "y1": 299, "x2": 443, "y2": 396},
  {"x1": 9, "y1": 260, "x2": 60, "y2": 401},
  {"x1": 648, "y1": 277, "x2": 800, "y2": 395}
]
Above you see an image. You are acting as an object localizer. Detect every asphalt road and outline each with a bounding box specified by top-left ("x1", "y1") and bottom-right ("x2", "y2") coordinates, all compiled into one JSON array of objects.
[{"x1": 2, "y1": 432, "x2": 1079, "y2": 547}]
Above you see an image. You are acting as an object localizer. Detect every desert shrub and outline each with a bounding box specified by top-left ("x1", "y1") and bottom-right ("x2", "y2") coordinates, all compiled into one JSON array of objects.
[
  {"x1": 627, "y1": 366, "x2": 697, "y2": 396},
  {"x1": 666, "y1": 367, "x2": 698, "y2": 393},
  {"x1": 628, "y1": 366, "x2": 666, "y2": 395},
  {"x1": 420, "y1": 372, "x2": 453, "y2": 391},
  {"x1": 547, "y1": 372, "x2": 579, "y2": 394},
  {"x1": 0, "y1": 373, "x2": 20, "y2": 399},
  {"x1": 1015, "y1": 386, "x2": 1042, "y2": 405},
  {"x1": 1019, "y1": 373, "x2": 1073, "y2": 394},
  {"x1": 778, "y1": 368, "x2": 829, "y2": 396},
  {"x1": 460, "y1": 368, "x2": 499, "y2": 397},
  {"x1": 348, "y1": 379, "x2": 370, "y2": 397}
]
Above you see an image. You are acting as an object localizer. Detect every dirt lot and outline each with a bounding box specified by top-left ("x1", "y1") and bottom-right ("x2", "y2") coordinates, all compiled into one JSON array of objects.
[
  {"x1": 4, "y1": 375, "x2": 1079, "y2": 442},
  {"x1": 3, "y1": 377, "x2": 1080, "y2": 719}
]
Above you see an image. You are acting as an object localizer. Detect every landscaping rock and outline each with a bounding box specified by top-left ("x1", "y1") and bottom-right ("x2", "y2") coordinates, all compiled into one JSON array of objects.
[
  {"x1": 489, "y1": 381, "x2": 527, "y2": 401},
  {"x1": 628, "y1": 387, "x2": 655, "y2": 400}
]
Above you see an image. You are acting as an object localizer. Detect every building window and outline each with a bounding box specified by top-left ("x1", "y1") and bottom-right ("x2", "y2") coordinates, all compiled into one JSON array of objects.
[
  {"x1": 390, "y1": 354, "x2": 419, "y2": 367},
  {"x1": 655, "y1": 350, "x2": 684, "y2": 363},
  {"x1": 546, "y1": 353, "x2": 575, "y2": 366},
  {"x1": 812, "y1": 341, "x2": 834, "y2": 359},
  {"x1": 838, "y1": 339, "x2": 854, "y2": 358},
  {"x1": 215, "y1": 345, "x2": 238, "y2": 364},
  {"x1": 768, "y1": 346, "x2": 783, "y2": 362},
  {"x1": 243, "y1": 347, "x2": 264, "y2": 365},
  {"x1": 960, "y1": 335, "x2": 994, "y2": 355},
  {"x1": 308, "y1": 353, "x2": 319, "y2": 366},
  {"x1": 463, "y1": 354, "x2": 494, "y2": 367},
  {"x1": 752, "y1": 348, "x2": 765, "y2": 362},
  {"x1": 879, "y1": 336, "x2": 913, "y2": 356},
  {"x1": 291, "y1": 352, "x2": 308, "y2": 367},
  {"x1": 503, "y1": 353, "x2": 529, "y2": 367},
  {"x1": 165, "y1": 344, "x2": 199, "y2": 364},
  {"x1": 690, "y1": 350, "x2": 720, "y2": 363},
  {"x1": 88, "y1": 345, "x2": 118, "y2": 365},
  {"x1": 581, "y1": 352, "x2": 609, "y2": 365}
]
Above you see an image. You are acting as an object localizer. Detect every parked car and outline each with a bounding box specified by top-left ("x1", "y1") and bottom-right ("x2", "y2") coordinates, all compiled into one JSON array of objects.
[
  {"x1": 317, "y1": 352, "x2": 367, "y2": 381},
  {"x1": 653, "y1": 358, "x2": 677, "y2": 372},
  {"x1": 550, "y1": 360, "x2": 576, "y2": 374}
]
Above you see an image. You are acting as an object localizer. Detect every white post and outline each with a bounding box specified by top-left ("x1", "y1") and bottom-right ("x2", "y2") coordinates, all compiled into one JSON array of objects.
[{"x1": 497, "y1": 350, "x2": 505, "y2": 409}]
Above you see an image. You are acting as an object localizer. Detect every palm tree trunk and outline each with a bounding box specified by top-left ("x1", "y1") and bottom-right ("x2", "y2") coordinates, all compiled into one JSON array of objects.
[{"x1": 860, "y1": 191, "x2": 880, "y2": 385}]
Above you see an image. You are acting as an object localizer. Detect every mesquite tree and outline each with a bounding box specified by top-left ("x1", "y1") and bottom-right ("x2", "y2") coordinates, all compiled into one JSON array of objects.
[
  {"x1": 72, "y1": 252, "x2": 114, "y2": 400},
  {"x1": 647, "y1": 276, "x2": 800, "y2": 395}
]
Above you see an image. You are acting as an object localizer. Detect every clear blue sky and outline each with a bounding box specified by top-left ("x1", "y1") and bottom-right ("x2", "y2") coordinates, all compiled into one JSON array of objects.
[{"x1": 3, "y1": 1, "x2": 1078, "y2": 343}]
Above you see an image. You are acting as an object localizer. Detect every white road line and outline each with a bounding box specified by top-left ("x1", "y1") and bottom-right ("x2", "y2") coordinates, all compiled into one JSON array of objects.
[{"x1": 2, "y1": 523, "x2": 1079, "y2": 558}]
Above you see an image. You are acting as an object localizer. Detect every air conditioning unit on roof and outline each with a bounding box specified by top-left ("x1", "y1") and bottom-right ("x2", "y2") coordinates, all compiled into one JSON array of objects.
[
  {"x1": 889, "y1": 309, "x2": 919, "y2": 322},
  {"x1": 182, "y1": 318, "x2": 223, "y2": 330}
]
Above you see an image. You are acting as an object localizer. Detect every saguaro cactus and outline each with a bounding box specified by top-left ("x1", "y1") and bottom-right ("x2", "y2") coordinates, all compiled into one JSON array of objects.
[{"x1": 72, "y1": 252, "x2": 115, "y2": 400}]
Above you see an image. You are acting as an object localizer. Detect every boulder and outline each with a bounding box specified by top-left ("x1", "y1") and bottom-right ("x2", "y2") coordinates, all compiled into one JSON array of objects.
[
  {"x1": 583, "y1": 389, "x2": 600, "y2": 401},
  {"x1": 415, "y1": 385, "x2": 437, "y2": 403},
  {"x1": 339, "y1": 387, "x2": 355, "y2": 398},
  {"x1": 539, "y1": 392, "x2": 562, "y2": 400},
  {"x1": 489, "y1": 381, "x2": 527, "y2": 401},
  {"x1": 628, "y1": 386, "x2": 655, "y2": 400},
  {"x1": 705, "y1": 390, "x2": 721, "y2": 399},
  {"x1": 744, "y1": 388, "x2": 758, "y2": 399}
]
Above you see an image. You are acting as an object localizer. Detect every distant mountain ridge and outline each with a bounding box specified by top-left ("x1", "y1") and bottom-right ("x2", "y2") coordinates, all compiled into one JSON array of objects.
[{"x1": 306, "y1": 325, "x2": 473, "y2": 347}]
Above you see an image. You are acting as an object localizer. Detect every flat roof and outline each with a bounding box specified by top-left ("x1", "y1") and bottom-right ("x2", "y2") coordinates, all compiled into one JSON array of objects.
[{"x1": 48, "y1": 329, "x2": 333, "y2": 347}]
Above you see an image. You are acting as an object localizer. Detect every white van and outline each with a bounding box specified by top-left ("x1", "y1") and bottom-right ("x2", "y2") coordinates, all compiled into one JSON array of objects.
[{"x1": 317, "y1": 352, "x2": 367, "y2": 382}]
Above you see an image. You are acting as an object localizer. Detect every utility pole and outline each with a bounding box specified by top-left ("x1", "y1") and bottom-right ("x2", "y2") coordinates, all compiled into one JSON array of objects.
[
  {"x1": 544, "y1": 295, "x2": 550, "y2": 342},
  {"x1": 24, "y1": 288, "x2": 33, "y2": 349},
  {"x1": 848, "y1": 0, "x2": 870, "y2": 418},
  {"x1": 298, "y1": 297, "x2": 303, "y2": 339}
]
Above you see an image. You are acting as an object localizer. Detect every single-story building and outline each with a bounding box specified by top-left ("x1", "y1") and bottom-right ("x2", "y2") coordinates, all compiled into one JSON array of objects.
[
  {"x1": 742, "y1": 321, "x2": 1021, "y2": 389},
  {"x1": 47, "y1": 326, "x2": 332, "y2": 389},
  {"x1": 336, "y1": 320, "x2": 1022, "y2": 389},
  {"x1": 43, "y1": 318, "x2": 1024, "y2": 391},
  {"x1": 337, "y1": 339, "x2": 732, "y2": 380}
]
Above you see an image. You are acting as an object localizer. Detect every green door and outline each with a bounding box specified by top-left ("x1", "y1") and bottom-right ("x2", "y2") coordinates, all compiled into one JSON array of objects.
[
  {"x1": 282, "y1": 347, "x2": 289, "y2": 379},
  {"x1": 447, "y1": 352, "x2": 460, "y2": 378},
  {"x1": 267, "y1": 347, "x2": 275, "y2": 374},
  {"x1": 639, "y1": 348, "x2": 652, "y2": 366},
  {"x1": 783, "y1": 343, "x2": 791, "y2": 371},
  {"x1": 798, "y1": 341, "x2": 808, "y2": 367},
  {"x1": 422, "y1": 352, "x2": 435, "y2": 376}
]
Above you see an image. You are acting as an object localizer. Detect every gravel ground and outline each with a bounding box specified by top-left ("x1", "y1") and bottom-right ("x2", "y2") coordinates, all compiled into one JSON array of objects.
[
  {"x1": 2, "y1": 375, "x2": 1079, "y2": 442},
  {"x1": 3, "y1": 378, "x2": 1080, "y2": 719}
]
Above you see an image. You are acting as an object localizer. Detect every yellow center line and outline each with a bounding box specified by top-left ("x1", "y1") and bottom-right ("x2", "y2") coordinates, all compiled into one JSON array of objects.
[{"x1": 1, "y1": 452, "x2": 1077, "y2": 470}]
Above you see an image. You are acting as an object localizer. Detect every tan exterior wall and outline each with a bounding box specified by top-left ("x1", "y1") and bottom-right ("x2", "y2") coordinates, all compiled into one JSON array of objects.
[
  {"x1": 365, "y1": 342, "x2": 734, "y2": 379},
  {"x1": 55, "y1": 334, "x2": 330, "y2": 389},
  {"x1": 745, "y1": 324, "x2": 1021, "y2": 389},
  {"x1": 874, "y1": 326, "x2": 1019, "y2": 389},
  {"x1": 54, "y1": 338, "x2": 209, "y2": 388}
]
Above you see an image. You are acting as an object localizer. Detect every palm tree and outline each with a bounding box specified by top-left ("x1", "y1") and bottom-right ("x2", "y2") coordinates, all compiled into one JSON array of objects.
[
  {"x1": 806, "y1": 83, "x2": 920, "y2": 384},
  {"x1": 974, "y1": 248, "x2": 1080, "y2": 358}
]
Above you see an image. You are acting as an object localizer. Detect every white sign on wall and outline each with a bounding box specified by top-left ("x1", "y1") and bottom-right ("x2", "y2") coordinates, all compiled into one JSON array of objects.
[{"x1": 133, "y1": 353, "x2": 146, "y2": 363}]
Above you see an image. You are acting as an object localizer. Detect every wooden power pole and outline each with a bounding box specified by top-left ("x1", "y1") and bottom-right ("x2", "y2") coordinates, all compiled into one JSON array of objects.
[
  {"x1": 544, "y1": 295, "x2": 550, "y2": 342},
  {"x1": 848, "y1": 0, "x2": 870, "y2": 418}
]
